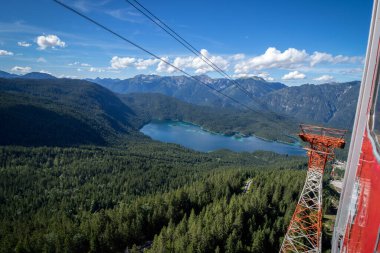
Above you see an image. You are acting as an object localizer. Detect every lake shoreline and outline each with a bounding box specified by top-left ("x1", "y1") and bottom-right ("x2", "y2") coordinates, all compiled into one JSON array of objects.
[
  {"x1": 140, "y1": 120, "x2": 305, "y2": 155},
  {"x1": 142, "y1": 119, "x2": 300, "y2": 146}
]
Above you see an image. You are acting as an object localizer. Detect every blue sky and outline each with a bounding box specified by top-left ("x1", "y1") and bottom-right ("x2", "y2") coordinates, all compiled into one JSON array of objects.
[{"x1": 0, "y1": 0, "x2": 373, "y2": 85}]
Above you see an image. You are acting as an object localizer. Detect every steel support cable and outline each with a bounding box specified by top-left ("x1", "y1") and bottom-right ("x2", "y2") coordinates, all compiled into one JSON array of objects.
[
  {"x1": 54, "y1": 0, "x2": 260, "y2": 113},
  {"x1": 125, "y1": 0, "x2": 259, "y2": 102}
]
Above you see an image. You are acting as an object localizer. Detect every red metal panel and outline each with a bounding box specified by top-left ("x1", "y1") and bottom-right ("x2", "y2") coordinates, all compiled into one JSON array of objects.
[{"x1": 342, "y1": 129, "x2": 380, "y2": 252}]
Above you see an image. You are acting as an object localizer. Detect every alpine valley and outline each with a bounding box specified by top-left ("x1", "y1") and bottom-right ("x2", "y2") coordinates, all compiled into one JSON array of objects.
[{"x1": 0, "y1": 71, "x2": 354, "y2": 252}]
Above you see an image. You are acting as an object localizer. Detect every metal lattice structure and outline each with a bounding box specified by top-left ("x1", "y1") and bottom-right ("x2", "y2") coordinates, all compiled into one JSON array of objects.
[{"x1": 280, "y1": 125, "x2": 346, "y2": 253}]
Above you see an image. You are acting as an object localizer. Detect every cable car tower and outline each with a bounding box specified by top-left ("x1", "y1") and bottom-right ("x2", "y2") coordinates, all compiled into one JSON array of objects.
[{"x1": 280, "y1": 125, "x2": 346, "y2": 253}]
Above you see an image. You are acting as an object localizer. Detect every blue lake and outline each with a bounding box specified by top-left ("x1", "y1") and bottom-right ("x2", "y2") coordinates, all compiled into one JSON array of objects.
[{"x1": 140, "y1": 120, "x2": 305, "y2": 156}]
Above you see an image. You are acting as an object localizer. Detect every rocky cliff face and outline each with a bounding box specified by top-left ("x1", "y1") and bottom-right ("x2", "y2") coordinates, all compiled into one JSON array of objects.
[{"x1": 259, "y1": 81, "x2": 360, "y2": 129}]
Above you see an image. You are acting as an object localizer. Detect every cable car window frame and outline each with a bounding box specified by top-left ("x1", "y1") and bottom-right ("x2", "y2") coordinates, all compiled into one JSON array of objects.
[{"x1": 369, "y1": 60, "x2": 380, "y2": 153}]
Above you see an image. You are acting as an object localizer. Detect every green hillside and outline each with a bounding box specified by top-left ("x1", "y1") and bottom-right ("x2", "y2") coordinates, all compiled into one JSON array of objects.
[
  {"x1": 0, "y1": 78, "x2": 299, "y2": 146},
  {"x1": 121, "y1": 93, "x2": 299, "y2": 143},
  {"x1": 0, "y1": 78, "x2": 139, "y2": 146},
  {"x1": 0, "y1": 145, "x2": 308, "y2": 253}
]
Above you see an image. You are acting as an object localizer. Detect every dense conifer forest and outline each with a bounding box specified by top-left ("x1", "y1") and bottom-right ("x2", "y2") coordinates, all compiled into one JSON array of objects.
[
  {"x1": 0, "y1": 78, "x2": 340, "y2": 252},
  {"x1": 0, "y1": 142, "x2": 340, "y2": 253}
]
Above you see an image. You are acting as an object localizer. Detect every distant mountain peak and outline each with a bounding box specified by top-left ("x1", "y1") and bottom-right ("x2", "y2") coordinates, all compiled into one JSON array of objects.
[
  {"x1": 0, "y1": 70, "x2": 19, "y2": 79},
  {"x1": 21, "y1": 72, "x2": 57, "y2": 79}
]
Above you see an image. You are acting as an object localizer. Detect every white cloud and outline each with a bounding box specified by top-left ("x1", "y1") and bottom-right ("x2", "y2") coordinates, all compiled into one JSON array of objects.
[
  {"x1": 156, "y1": 49, "x2": 229, "y2": 74},
  {"x1": 11, "y1": 66, "x2": 31, "y2": 73},
  {"x1": 36, "y1": 34, "x2": 66, "y2": 50},
  {"x1": 257, "y1": 72, "x2": 275, "y2": 81},
  {"x1": 81, "y1": 63, "x2": 91, "y2": 67},
  {"x1": 232, "y1": 73, "x2": 256, "y2": 78},
  {"x1": 282, "y1": 71, "x2": 306, "y2": 80},
  {"x1": 310, "y1": 52, "x2": 363, "y2": 66},
  {"x1": 17, "y1": 41, "x2": 31, "y2": 47},
  {"x1": 37, "y1": 57, "x2": 47, "y2": 63},
  {"x1": 233, "y1": 72, "x2": 275, "y2": 81},
  {"x1": 89, "y1": 67, "x2": 105, "y2": 72},
  {"x1": 192, "y1": 49, "x2": 229, "y2": 74},
  {"x1": 110, "y1": 56, "x2": 136, "y2": 69},
  {"x1": 310, "y1": 52, "x2": 334, "y2": 66},
  {"x1": 58, "y1": 74, "x2": 78, "y2": 79},
  {"x1": 39, "y1": 70, "x2": 52, "y2": 75},
  {"x1": 234, "y1": 47, "x2": 363, "y2": 74},
  {"x1": 135, "y1": 58, "x2": 160, "y2": 70},
  {"x1": 0, "y1": 49, "x2": 13, "y2": 56},
  {"x1": 107, "y1": 48, "x2": 362, "y2": 80},
  {"x1": 231, "y1": 53, "x2": 245, "y2": 61},
  {"x1": 313, "y1": 75, "x2": 334, "y2": 82},
  {"x1": 156, "y1": 57, "x2": 177, "y2": 73},
  {"x1": 235, "y1": 47, "x2": 308, "y2": 73}
]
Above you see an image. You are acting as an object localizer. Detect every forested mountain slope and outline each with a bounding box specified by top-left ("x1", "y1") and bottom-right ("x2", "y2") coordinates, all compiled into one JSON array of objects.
[
  {"x1": 120, "y1": 93, "x2": 298, "y2": 142},
  {"x1": 0, "y1": 144, "x2": 310, "y2": 253},
  {"x1": 0, "y1": 75, "x2": 340, "y2": 253},
  {"x1": 0, "y1": 78, "x2": 299, "y2": 145},
  {"x1": 0, "y1": 78, "x2": 138, "y2": 146}
]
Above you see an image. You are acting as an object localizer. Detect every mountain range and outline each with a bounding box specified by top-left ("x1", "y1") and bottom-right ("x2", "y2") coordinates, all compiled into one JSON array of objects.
[
  {"x1": 0, "y1": 75, "x2": 297, "y2": 146},
  {"x1": 89, "y1": 74, "x2": 360, "y2": 130},
  {"x1": 0, "y1": 69, "x2": 360, "y2": 147},
  {"x1": 0, "y1": 70, "x2": 56, "y2": 80}
]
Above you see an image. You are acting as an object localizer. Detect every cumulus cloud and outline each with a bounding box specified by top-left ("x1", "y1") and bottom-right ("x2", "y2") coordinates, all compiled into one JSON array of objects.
[
  {"x1": 234, "y1": 47, "x2": 363, "y2": 74},
  {"x1": 17, "y1": 41, "x2": 31, "y2": 47},
  {"x1": 313, "y1": 75, "x2": 334, "y2": 82},
  {"x1": 235, "y1": 47, "x2": 308, "y2": 73},
  {"x1": 282, "y1": 71, "x2": 306, "y2": 80},
  {"x1": 257, "y1": 72, "x2": 275, "y2": 81},
  {"x1": 309, "y1": 52, "x2": 334, "y2": 66},
  {"x1": 110, "y1": 56, "x2": 136, "y2": 69},
  {"x1": 107, "y1": 47, "x2": 361, "y2": 80},
  {"x1": 155, "y1": 49, "x2": 229, "y2": 74},
  {"x1": 36, "y1": 35, "x2": 66, "y2": 50},
  {"x1": 81, "y1": 63, "x2": 91, "y2": 67},
  {"x1": 11, "y1": 66, "x2": 31, "y2": 73},
  {"x1": 135, "y1": 58, "x2": 160, "y2": 70},
  {"x1": 193, "y1": 49, "x2": 229, "y2": 74},
  {"x1": 0, "y1": 49, "x2": 13, "y2": 56},
  {"x1": 310, "y1": 52, "x2": 361, "y2": 66},
  {"x1": 156, "y1": 57, "x2": 177, "y2": 73}
]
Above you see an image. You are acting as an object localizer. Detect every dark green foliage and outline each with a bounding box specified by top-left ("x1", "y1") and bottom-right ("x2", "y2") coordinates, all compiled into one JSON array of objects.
[
  {"x1": 0, "y1": 78, "x2": 139, "y2": 146},
  {"x1": 0, "y1": 144, "x2": 307, "y2": 253},
  {"x1": 147, "y1": 169, "x2": 306, "y2": 253}
]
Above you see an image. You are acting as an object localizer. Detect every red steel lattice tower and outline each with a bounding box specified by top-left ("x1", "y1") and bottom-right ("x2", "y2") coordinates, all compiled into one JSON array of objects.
[{"x1": 280, "y1": 125, "x2": 346, "y2": 253}]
